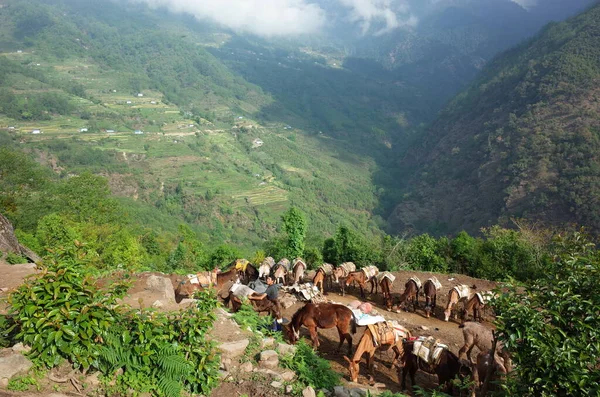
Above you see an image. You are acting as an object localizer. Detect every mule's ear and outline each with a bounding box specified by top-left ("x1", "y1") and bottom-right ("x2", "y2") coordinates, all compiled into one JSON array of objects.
[{"x1": 343, "y1": 356, "x2": 352, "y2": 364}]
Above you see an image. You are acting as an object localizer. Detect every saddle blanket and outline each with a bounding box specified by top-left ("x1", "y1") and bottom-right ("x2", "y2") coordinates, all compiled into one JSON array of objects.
[
  {"x1": 413, "y1": 336, "x2": 448, "y2": 365},
  {"x1": 351, "y1": 309, "x2": 386, "y2": 326},
  {"x1": 187, "y1": 270, "x2": 217, "y2": 287},
  {"x1": 476, "y1": 291, "x2": 494, "y2": 305},
  {"x1": 367, "y1": 321, "x2": 410, "y2": 346},
  {"x1": 409, "y1": 276, "x2": 422, "y2": 289},
  {"x1": 362, "y1": 266, "x2": 380, "y2": 279},
  {"x1": 453, "y1": 284, "x2": 471, "y2": 299},
  {"x1": 277, "y1": 258, "x2": 291, "y2": 270},
  {"x1": 293, "y1": 258, "x2": 307, "y2": 269},
  {"x1": 261, "y1": 256, "x2": 275, "y2": 268},
  {"x1": 285, "y1": 283, "x2": 321, "y2": 301},
  {"x1": 235, "y1": 258, "x2": 250, "y2": 272},
  {"x1": 376, "y1": 271, "x2": 396, "y2": 284},
  {"x1": 339, "y1": 262, "x2": 356, "y2": 277},
  {"x1": 230, "y1": 282, "x2": 255, "y2": 298},
  {"x1": 319, "y1": 263, "x2": 334, "y2": 275},
  {"x1": 428, "y1": 276, "x2": 442, "y2": 290}
]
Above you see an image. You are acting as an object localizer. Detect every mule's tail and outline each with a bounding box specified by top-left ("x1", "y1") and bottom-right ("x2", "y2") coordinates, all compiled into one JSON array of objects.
[{"x1": 351, "y1": 317, "x2": 357, "y2": 334}]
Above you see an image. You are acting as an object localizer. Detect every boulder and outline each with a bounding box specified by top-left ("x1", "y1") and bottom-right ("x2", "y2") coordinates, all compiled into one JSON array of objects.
[
  {"x1": 334, "y1": 386, "x2": 350, "y2": 397},
  {"x1": 281, "y1": 370, "x2": 296, "y2": 381},
  {"x1": 259, "y1": 350, "x2": 279, "y2": 369},
  {"x1": 218, "y1": 339, "x2": 249, "y2": 359},
  {"x1": 0, "y1": 213, "x2": 20, "y2": 254},
  {"x1": 145, "y1": 275, "x2": 175, "y2": 301},
  {"x1": 271, "y1": 381, "x2": 283, "y2": 388},
  {"x1": 0, "y1": 353, "x2": 33, "y2": 382},
  {"x1": 277, "y1": 342, "x2": 297, "y2": 356},
  {"x1": 302, "y1": 386, "x2": 317, "y2": 397},
  {"x1": 0, "y1": 213, "x2": 41, "y2": 263},
  {"x1": 239, "y1": 361, "x2": 253, "y2": 372},
  {"x1": 11, "y1": 343, "x2": 31, "y2": 353}
]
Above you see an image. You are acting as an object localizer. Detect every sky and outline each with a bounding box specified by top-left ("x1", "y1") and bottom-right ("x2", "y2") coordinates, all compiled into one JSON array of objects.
[{"x1": 130, "y1": 0, "x2": 418, "y2": 37}]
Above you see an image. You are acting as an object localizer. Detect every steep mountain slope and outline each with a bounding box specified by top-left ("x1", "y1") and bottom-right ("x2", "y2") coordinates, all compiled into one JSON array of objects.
[
  {"x1": 389, "y1": 4, "x2": 600, "y2": 235},
  {"x1": 0, "y1": 0, "x2": 390, "y2": 248}
]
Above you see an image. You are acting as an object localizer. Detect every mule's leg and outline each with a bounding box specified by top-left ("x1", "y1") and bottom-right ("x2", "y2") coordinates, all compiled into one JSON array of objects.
[
  {"x1": 359, "y1": 283, "x2": 365, "y2": 299},
  {"x1": 366, "y1": 351, "x2": 376, "y2": 384},
  {"x1": 336, "y1": 327, "x2": 345, "y2": 353},
  {"x1": 308, "y1": 326, "x2": 320, "y2": 349}
]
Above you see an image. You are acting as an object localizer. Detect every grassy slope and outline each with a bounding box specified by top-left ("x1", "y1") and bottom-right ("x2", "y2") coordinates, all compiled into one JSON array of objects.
[{"x1": 0, "y1": 0, "x2": 385, "y2": 250}]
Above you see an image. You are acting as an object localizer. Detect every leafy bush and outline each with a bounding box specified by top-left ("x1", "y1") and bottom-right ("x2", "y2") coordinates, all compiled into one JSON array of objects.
[
  {"x1": 280, "y1": 340, "x2": 340, "y2": 390},
  {"x1": 99, "y1": 289, "x2": 220, "y2": 397},
  {"x1": 6, "y1": 247, "x2": 127, "y2": 368},
  {"x1": 5, "y1": 252, "x2": 28, "y2": 264},
  {"x1": 493, "y1": 230, "x2": 600, "y2": 396},
  {"x1": 231, "y1": 301, "x2": 281, "y2": 340}
]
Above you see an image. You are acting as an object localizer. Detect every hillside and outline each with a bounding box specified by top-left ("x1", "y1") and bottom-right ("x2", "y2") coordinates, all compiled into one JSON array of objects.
[
  {"x1": 389, "y1": 3, "x2": 600, "y2": 235},
  {"x1": 0, "y1": 0, "x2": 411, "y2": 249}
]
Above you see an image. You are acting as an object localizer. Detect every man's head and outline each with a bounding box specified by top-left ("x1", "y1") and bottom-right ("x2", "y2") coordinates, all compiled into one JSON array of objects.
[{"x1": 266, "y1": 276, "x2": 274, "y2": 285}]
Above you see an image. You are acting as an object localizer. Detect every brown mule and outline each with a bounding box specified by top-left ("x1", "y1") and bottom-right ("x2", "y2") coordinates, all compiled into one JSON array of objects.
[
  {"x1": 345, "y1": 266, "x2": 379, "y2": 299},
  {"x1": 312, "y1": 263, "x2": 334, "y2": 294},
  {"x1": 396, "y1": 278, "x2": 420, "y2": 312},
  {"x1": 344, "y1": 324, "x2": 410, "y2": 383},
  {"x1": 175, "y1": 268, "x2": 239, "y2": 303},
  {"x1": 284, "y1": 302, "x2": 356, "y2": 354},
  {"x1": 422, "y1": 279, "x2": 438, "y2": 318},
  {"x1": 380, "y1": 276, "x2": 393, "y2": 311},
  {"x1": 400, "y1": 340, "x2": 472, "y2": 394}
]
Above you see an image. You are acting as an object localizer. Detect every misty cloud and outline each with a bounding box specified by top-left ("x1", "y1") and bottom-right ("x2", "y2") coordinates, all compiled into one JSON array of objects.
[
  {"x1": 129, "y1": 0, "x2": 327, "y2": 37},
  {"x1": 337, "y1": 0, "x2": 417, "y2": 35},
  {"x1": 511, "y1": 0, "x2": 538, "y2": 9}
]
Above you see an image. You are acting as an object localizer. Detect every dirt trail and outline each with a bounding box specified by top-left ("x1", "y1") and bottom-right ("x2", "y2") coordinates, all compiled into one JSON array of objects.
[{"x1": 280, "y1": 269, "x2": 500, "y2": 393}]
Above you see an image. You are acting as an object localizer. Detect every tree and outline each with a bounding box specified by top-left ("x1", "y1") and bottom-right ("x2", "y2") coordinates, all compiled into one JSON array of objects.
[
  {"x1": 281, "y1": 207, "x2": 306, "y2": 259},
  {"x1": 493, "y1": 230, "x2": 600, "y2": 396}
]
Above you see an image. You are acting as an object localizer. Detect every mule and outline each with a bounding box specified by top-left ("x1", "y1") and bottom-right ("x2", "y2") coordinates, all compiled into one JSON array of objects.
[
  {"x1": 345, "y1": 266, "x2": 379, "y2": 299},
  {"x1": 290, "y1": 258, "x2": 306, "y2": 285},
  {"x1": 461, "y1": 293, "x2": 493, "y2": 323},
  {"x1": 423, "y1": 278, "x2": 439, "y2": 318},
  {"x1": 400, "y1": 340, "x2": 471, "y2": 394},
  {"x1": 175, "y1": 268, "x2": 239, "y2": 303},
  {"x1": 234, "y1": 259, "x2": 259, "y2": 285},
  {"x1": 458, "y1": 322, "x2": 511, "y2": 373},
  {"x1": 272, "y1": 262, "x2": 287, "y2": 284},
  {"x1": 396, "y1": 278, "x2": 420, "y2": 312},
  {"x1": 258, "y1": 256, "x2": 275, "y2": 279},
  {"x1": 332, "y1": 262, "x2": 356, "y2": 295},
  {"x1": 473, "y1": 350, "x2": 507, "y2": 395},
  {"x1": 379, "y1": 276, "x2": 394, "y2": 311},
  {"x1": 443, "y1": 285, "x2": 472, "y2": 322},
  {"x1": 313, "y1": 263, "x2": 334, "y2": 294},
  {"x1": 284, "y1": 302, "x2": 356, "y2": 354},
  {"x1": 344, "y1": 324, "x2": 410, "y2": 383}
]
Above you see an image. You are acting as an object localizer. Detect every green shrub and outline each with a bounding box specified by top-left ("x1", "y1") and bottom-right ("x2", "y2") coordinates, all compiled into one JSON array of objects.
[
  {"x1": 280, "y1": 340, "x2": 340, "y2": 390},
  {"x1": 99, "y1": 288, "x2": 220, "y2": 397},
  {"x1": 6, "y1": 246, "x2": 127, "y2": 369},
  {"x1": 5, "y1": 252, "x2": 28, "y2": 264}
]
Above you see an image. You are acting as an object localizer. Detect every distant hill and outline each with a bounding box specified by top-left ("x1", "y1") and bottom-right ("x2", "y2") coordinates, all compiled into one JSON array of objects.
[{"x1": 389, "y1": 3, "x2": 600, "y2": 235}]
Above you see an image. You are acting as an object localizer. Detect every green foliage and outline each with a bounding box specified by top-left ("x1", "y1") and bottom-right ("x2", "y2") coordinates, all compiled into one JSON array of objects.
[
  {"x1": 6, "y1": 245, "x2": 127, "y2": 369},
  {"x1": 279, "y1": 340, "x2": 340, "y2": 390},
  {"x1": 281, "y1": 207, "x2": 307, "y2": 259},
  {"x1": 323, "y1": 225, "x2": 378, "y2": 267},
  {"x1": 406, "y1": 234, "x2": 448, "y2": 272},
  {"x1": 493, "y1": 229, "x2": 600, "y2": 396},
  {"x1": 5, "y1": 252, "x2": 28, "y2": 264},
  {"x1": 7, "y1": 374, "x2": 41, "y2": 392},
  {"x1": 231, "y1": 301, "x2": 282, "y2": 340}
]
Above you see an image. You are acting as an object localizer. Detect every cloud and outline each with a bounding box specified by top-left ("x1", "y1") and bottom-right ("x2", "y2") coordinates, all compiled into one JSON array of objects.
[
  {"x1": 510, "y1": 0, "x2": 538, "y2": 9},
  {"x1": 336, "y1": 0, "x2": 417, "y2": 35},
  {"x1": 129, "y1": 0, "x2": 327, "y2": 37}
]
